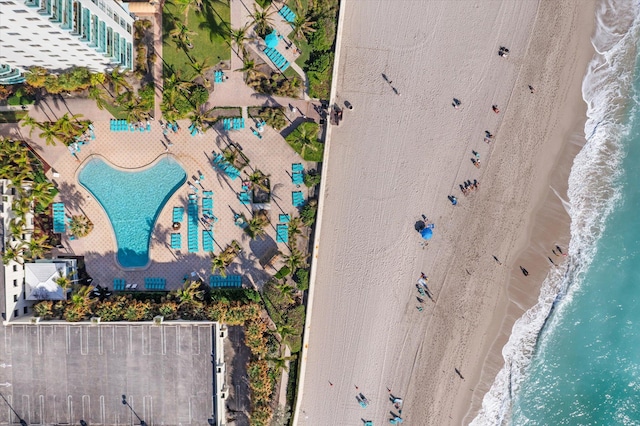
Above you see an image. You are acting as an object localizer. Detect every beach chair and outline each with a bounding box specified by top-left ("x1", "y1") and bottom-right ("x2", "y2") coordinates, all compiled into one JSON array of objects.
[
  {"x1": 276, "y1": 224, "x2": 289, "y2": 243},
  {"x1": 170, "y1": 233, "x2": 181, "y2": 249},
  {"x1": 280, "y1": 61, "x2": 290, "y2": 72},
  {"x1": 113, "y1": 278, "x2": 126, "y2": 291},
  {"x1": 292, "y1": 163, "x2": 304, "y2": 172},
  {"x1": 238, "y1": 192, "x2": 251, "y2": 205},
  {"x1": 173, "y1": 206, "x2": 184, "y2": 223},
  {"x1": 187, "y1": 199, "x2": 199, "y2": 252},
  {"x1": 292, "y1": 171, "x2": 304, "y2": 186},
  {"x1": 203, "y1": 229, "x2": 214, "y2": 252},
  {"x1": 146, "y1": 122, "x2": 151, "y2": 131},
  {"x1": 279, "y1": 214, "x2": 290, "y2": 223},
  {"x1": 292, "y1": 191, "x2": 305, "y2": 207},
  {"x1": 52, "y1": 202, "x2": 66, "y2": 233}
]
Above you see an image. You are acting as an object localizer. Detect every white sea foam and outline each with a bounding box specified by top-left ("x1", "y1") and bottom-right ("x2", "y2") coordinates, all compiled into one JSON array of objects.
[{"x1": 471, "y1": 1, "x2": 640, "y2": 424}]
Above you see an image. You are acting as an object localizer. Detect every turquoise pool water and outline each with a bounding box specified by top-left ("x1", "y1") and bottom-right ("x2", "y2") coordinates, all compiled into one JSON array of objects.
[{"x1": 78, "y1": 156, "x2": 186, "y2": 268}]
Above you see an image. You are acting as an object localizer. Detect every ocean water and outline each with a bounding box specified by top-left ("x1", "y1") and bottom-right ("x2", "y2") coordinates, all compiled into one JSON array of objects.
[
  {"x1": 471, "y1": 0, "x2": 640, "y2": 424},
  {"x1": 78, "y1": 156, "x2": 186, "y2": 268}
]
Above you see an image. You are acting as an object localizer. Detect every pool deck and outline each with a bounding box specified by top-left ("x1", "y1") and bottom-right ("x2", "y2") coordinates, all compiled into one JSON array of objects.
[{"x1": 1, "y1": 112, "x2": 317, "y2": 291}]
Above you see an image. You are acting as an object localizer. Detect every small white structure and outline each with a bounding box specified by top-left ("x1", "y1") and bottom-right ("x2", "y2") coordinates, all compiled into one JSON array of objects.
[{"x1": 25, "y1": 260, "x2": 76, "y2": 301}]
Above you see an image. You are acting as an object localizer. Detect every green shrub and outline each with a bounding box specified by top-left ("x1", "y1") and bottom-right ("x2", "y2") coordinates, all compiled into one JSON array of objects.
[
  {"x1": 294, "y1": 269, "x2": 309, "y2": 291},
  {"x1": 274, "y1": 266, "x2": 291, "y2": 279},
  {"x1": 300, "y1": 199, "x2": 318, "y2": 226},
  {"x1": 303, "y1": 170, "x2": 321, "y2": 187}
]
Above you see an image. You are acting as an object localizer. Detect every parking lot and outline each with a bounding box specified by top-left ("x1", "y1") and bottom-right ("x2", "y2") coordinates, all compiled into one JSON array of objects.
[{"x1": 0, "y1": 323, "x2": 215, "y2": 425}]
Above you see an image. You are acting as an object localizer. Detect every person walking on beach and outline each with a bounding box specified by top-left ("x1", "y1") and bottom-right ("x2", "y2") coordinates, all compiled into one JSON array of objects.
[
  {"x1": 528, "y1": 85, "x2": 535, "y2": 93},
  {"x1": 455, "y1": 368, "x2": 465, "y2": 380},
  {"x1": 520, "y1": 266, "x2": 529, "y2": 276},
  {"x1": 492, "y1": 105, "x2": 500, "y2": 114},
  {"x1": 493, "y1": 255, "x2": 502, "y2": 265}
]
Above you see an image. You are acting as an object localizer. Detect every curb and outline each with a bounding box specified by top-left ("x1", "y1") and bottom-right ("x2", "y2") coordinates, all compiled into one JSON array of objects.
[{"x1": 291, "y1": 0, "x2": 347, "y2": 424}]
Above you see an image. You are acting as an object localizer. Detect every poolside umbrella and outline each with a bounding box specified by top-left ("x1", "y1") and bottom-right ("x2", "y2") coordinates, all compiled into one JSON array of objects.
[
  {"x1": 264, "y1": 29, "x2": 279, "y2": 48},
  {"x1": 420, "y1": 228, "x2": 433, "y2": 240}
]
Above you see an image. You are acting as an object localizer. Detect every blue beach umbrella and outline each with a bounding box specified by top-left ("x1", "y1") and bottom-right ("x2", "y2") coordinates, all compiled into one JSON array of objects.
[
  {"x1": 265, "y1": 29, "x2": 279, "y2": 48},
  {"x1": 420, "y1": 227, "x2": 433, "y2": 240}
]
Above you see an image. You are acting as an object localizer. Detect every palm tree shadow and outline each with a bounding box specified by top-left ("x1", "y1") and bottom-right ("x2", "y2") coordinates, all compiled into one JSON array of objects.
[{"x1": 56, "y1": 181, "x2": 86, "y2": 212}]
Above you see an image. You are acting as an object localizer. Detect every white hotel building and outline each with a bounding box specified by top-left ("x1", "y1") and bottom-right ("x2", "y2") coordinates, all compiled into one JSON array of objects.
[{"x1": 0, "y1": 0, "x2": 134, "y2": 83}]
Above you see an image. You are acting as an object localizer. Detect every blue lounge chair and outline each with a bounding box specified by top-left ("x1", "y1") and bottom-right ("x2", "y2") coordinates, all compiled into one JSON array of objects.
[
  {"x1": 145, "y1": 277, "x2": 166, "y2": 290},
  {"x1": 276, "y1": 224, "x2": 289, "y2": 243},
  {"x1": 173, "y1": 207, "x2": 184, "y2": 223},
  {"x1": 292, "y1": 171, "x2": 304, "y2": 185},
  {"x1": 170, "y1": 233, "x2": 181, "y2": 249},
  {"x1": 238, "y1": 192, "x2": 251, "y2": 205},
  {"x1": 292, "y1": 191, "x2": 305, "y2": 207},
  {"x1": 187, "y1": 199, "x2": 199, "y2": 252},
  {"x1": 279, "y1": 214, "x2": 290, "y2": 223},
  {"x1": 203, "y1": 229, "x2": 214, "y2": 252},
  {"x1": 209, "y1": 274, "x2": 242, "y2": 288},
  {"x1": 52, "y1": 202, "x2": 66, "y2": 233},
  {"x1": 113, "y1": 278, "x2": 126, "y2": 291},
  {"x1": 292, "y1": 163, "x2": 304, "y2": 172}
]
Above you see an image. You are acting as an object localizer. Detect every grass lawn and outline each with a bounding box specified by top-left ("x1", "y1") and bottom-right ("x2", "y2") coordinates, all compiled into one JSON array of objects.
[
  {"x1": 285, "y1": 121, "x2": 324, "y2": 162},
  {"x1": 162, "y1": 0, "x2": 231, "y2": 79},
  {"x1": 103, "y1": 102, "x2": 127, "y2": 120}
]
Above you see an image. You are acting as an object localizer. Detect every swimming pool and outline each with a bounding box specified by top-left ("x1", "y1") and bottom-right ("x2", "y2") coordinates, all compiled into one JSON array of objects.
[{"x1": 78, "y1": 156, "x2": 186, "y2": 268}]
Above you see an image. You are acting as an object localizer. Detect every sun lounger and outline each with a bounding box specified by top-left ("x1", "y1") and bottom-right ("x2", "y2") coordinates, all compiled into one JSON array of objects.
[
  {"x1": 52, "y1": 202, "x2": 66, "y2": 233},
  {"x1": 187, "y1": 198, "x2": 199, "y2": 252},
  {"x1": 292, "y1": 191, "x2": 305, "y2": 207},
  {"x1": 292, "y1": 171, "x2": 304, "y2": 185},
  {"x1": 292, "y1": 163, "x2": 304, "y2": 172},
  {"x1": 276, "y1": 224, "x2": 289, "y2": 243},
  {"x1": 209, "y1": 274, "x2": 242, "y2": 288},
  {"x1": 279, "y1": 214, "x2": 290, "y2": 223},
  {"x1": 173, "y1": 206, "x2": 184, "y2": 223},
  {"x1": 170, "y1": 233, "x2": 181, "y2": 249},
  {"x1": 203, "y1": 229, "x2": 214, "y2": 252},
  {"x1": 144, "y1": 277, "x2": 166, "y2": 290},
  {"x1": 238, "y1": 192, "x2": 251, "y2": 205},
  {"x1": 113, "y1": 278, "x2": 126, "y2": 291}
]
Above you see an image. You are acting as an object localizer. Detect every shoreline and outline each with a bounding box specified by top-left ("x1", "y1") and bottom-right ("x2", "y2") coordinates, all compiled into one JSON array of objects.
[{"x1": 461, "y1": 1, "x2": 598, "y2": 423}]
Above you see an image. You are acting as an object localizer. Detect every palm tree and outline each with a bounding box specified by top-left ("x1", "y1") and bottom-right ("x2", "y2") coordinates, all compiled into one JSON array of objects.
[
  {"x1": 188, "y1": 58, "x2": 212, "y2": 88},
  {"x1": 29, "y1": 180, "x2": 56, "y2": 210},
  {"x1": 24, "y1": 66, "x2": 49, "y2": 88},
  {"x1": 69, "y1": 215, "x2": 93, "y2": 238},
  {"x1": 122, "y1": 100, "x2": 147, "y2": 123},
  {"x1": 258, "y1": 107, "x2": 286, "y2": 130},
  {"x1": 249, "y1": 4, "x2": 275, "y2": 38},
  {"x1": 245, "y1": 212, "x2": 269, "y2": 240},
  {"x1": 175, "y1": 280, "x2": 205, "y2": 308},
  {"x1": 2, "y1": 246, "x2": 23, "y2": 265},
  {"x1": 23, "y1": 235, "x2": 51, "y2": 261},
  {"x1": 20, "y1": 115, "x2": 42, "y2": 137},
  {"x1": 170, "y1": 21, "x2": 197, "y2": 50},
  {"x1": 54, "y1": 113, "x2": 85, "y2": 137},
  {"x1": 38, "y1": 122, "x2": 59, "y2": 146},
  {"x1": 90, "y1": 285, "x2": 112, "y2": 301},
  {"x1": 210, "y1": 254, "x2": 227, "y2": 277},
  {"x1": 54, "y1": 271, "x2": 73, "y2": 293},
  {"x1": 229, "y1": 24, "x2": 250, "y2": 58},
  {"x1": 105, "y1": 67, "x2": 132, "y2": 96},
  {"x1": 247, "y1": 169, "x2": 270, "y2": 192},
  {"x1": 88, "y1": 86, "x2": 108, "y2": 110},
  {"x1": 288, "y1": 216, "x2": 304, "y2": 242},
  {"x1": 291, "y1": 14, "x2": 316, "y2": 41},
  {"x1": 188, "y1": 106, "x2": 217, "y2": 132},
  {"x1": 282, "y1": 247, "x2": 307, "y2": 274}
]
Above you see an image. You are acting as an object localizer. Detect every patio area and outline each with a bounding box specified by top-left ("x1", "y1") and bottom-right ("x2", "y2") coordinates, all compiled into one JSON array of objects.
[{"x1": 4, "y1": 115, "x2": 315, "y2": 291}]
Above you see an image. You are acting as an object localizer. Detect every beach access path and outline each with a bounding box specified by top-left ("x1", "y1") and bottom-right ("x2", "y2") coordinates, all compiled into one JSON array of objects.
[{"x1": 295, "y1": 0, "x2": 596, "y2": 425}]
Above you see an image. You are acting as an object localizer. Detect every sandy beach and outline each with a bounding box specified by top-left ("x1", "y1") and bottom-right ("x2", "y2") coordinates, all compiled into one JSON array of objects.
[{"x1": 295, "y1": 1, "x2": 596, "y2": 425}]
